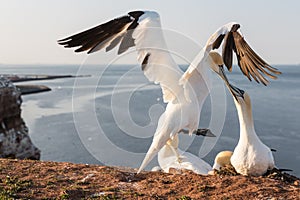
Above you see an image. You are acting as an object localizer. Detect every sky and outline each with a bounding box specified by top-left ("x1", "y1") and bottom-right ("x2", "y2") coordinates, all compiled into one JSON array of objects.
[{"x1": 0, "y1": 0, "x2": 299, "y2": 65}]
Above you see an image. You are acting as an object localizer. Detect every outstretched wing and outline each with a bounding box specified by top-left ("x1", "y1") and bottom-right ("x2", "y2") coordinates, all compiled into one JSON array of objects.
[
  {"x1": 58, "y1": 11, "x2": 144, "y2": 54},
  {"x1": 223, "y1": 31, "x2": 281, "y2": 85},
  {"x1": 209, "y1": 23, "x2": 281, "y2": 85},
  {"x1": 58, "y1": 11, "x2": 184, "y2": 103}
]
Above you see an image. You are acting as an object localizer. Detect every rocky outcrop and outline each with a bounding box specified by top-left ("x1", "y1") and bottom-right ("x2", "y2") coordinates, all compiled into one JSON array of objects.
[{"x1": 0, "y1": 77, "x2": 40, "y2": 160}]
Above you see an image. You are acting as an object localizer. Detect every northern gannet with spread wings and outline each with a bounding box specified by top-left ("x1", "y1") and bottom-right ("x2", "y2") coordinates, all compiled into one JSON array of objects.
[{"x1": 58, "y1": 11, "x2": 280, "y2": 173}]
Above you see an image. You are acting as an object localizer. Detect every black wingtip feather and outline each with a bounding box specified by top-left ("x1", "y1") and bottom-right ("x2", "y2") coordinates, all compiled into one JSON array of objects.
[
  {"x1": 141, "y1": 53, "x2": 151, "y2": 71},
  {"x1": 223, "y1": 32, "x2": 235, "y2": 71},
  {"x1": 231, "y1": 24, "x2": 241, "y2": 32},
  {"x1": 212, "y1": 34, "x2": 225, "y2": 50},
  {"x1": 57, "y1": 14, "x2": 138, "y2": 54},
  {"x1": 128, "y1": 11, "x2": 145, "y2": 19}
]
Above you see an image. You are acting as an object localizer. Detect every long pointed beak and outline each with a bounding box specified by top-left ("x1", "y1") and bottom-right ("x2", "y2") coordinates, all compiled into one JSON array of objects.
[
  {"x1": 217, "y1": 65, "x2": 244, "y2": 100},
  {"x1": 228, "y1": 83, "x2": 245, "y2": 100}
]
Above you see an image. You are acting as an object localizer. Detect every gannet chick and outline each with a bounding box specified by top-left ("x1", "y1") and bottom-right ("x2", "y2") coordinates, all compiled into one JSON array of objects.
[
  {"x1": 212, "y1": 150, "x2": 233, "y2": 170},
  {"x1": 208, "y1": 151, "x2": 233, "y2": 175}
]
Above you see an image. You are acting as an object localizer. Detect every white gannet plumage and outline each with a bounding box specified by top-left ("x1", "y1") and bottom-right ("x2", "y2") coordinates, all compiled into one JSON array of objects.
[
  {"x1": 204, "y1": 22, "x2": 282, "y2": 174},
  {"x1": 58, "y1": 11, "x2": 218, "y2": 173},
  {"x1": 227, "y1": 88, "x2": 275, "y2": 176},
  {"x1": 209, "y1": 49, "x2": 276, "y2": 176},
  {"x1": 158, "y1": 134, "x2": 212, "y2": 175},
  {"x1": 58, "y1": 11, "x2": 280, "y2": 173}
]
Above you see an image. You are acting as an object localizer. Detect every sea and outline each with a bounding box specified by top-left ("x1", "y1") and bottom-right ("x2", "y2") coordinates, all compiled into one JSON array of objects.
[{"x1": 0, "y1": 64, "x2": 299, "y2": 177}]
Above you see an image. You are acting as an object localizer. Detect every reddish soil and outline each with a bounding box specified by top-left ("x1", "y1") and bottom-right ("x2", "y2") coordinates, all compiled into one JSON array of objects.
[{"x1": 0, "y1": 158, "x2": 299, "y2": 199}]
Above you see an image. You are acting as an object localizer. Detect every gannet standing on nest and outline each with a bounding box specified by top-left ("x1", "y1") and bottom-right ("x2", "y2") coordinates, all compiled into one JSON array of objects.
[{"x1": 58, "y1": 11, "x2": 280, "y2": 173}]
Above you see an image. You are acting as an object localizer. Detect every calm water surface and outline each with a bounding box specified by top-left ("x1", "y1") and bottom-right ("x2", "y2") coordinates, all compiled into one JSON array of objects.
[{"x1": 1, "y1": 64, "x2": 299, "y2": 176}]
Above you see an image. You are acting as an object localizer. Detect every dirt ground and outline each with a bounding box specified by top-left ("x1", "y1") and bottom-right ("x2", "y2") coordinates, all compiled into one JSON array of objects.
[{"x1": 0, "y1": 158, "x2": 299, "y2": 199}]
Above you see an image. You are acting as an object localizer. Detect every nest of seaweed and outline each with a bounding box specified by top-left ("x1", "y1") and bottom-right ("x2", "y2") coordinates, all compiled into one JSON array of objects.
[{"x1": 214, "y1": 165, "x2": 300, "y2": 186}]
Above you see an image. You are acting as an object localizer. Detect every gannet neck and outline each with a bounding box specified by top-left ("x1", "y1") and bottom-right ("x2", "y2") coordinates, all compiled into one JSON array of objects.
[{"x1": 234, "y1": 94, "x2": 259, "y2": 142}]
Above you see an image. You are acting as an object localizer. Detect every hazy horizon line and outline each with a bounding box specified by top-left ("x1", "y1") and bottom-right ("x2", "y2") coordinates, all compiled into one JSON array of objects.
[{"x1": 1, "y1": 63, "x2": 300, "y2": 67}]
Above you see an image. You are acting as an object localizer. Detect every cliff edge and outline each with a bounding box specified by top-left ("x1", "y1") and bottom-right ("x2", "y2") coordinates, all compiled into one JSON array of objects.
[{"x1": 0, "y1": 77, "x2": 40, "y2": 160}]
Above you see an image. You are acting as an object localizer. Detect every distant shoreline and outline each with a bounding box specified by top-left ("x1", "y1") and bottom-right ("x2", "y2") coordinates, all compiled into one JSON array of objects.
[{"x1": 2, "y1": 74, "x2": 91, "y2": 83}]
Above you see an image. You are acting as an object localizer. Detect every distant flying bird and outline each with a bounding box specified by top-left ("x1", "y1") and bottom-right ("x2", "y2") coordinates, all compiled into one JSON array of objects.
[
  {"x1": 157, "y1": 134, "x2": 212, "y2": 175},
  {"x1": 224, "y1": 85, "x2": 275, "y2": 176},
  {"x1": 58, "y1": 11, "x2": 279, "y2": 173}
]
